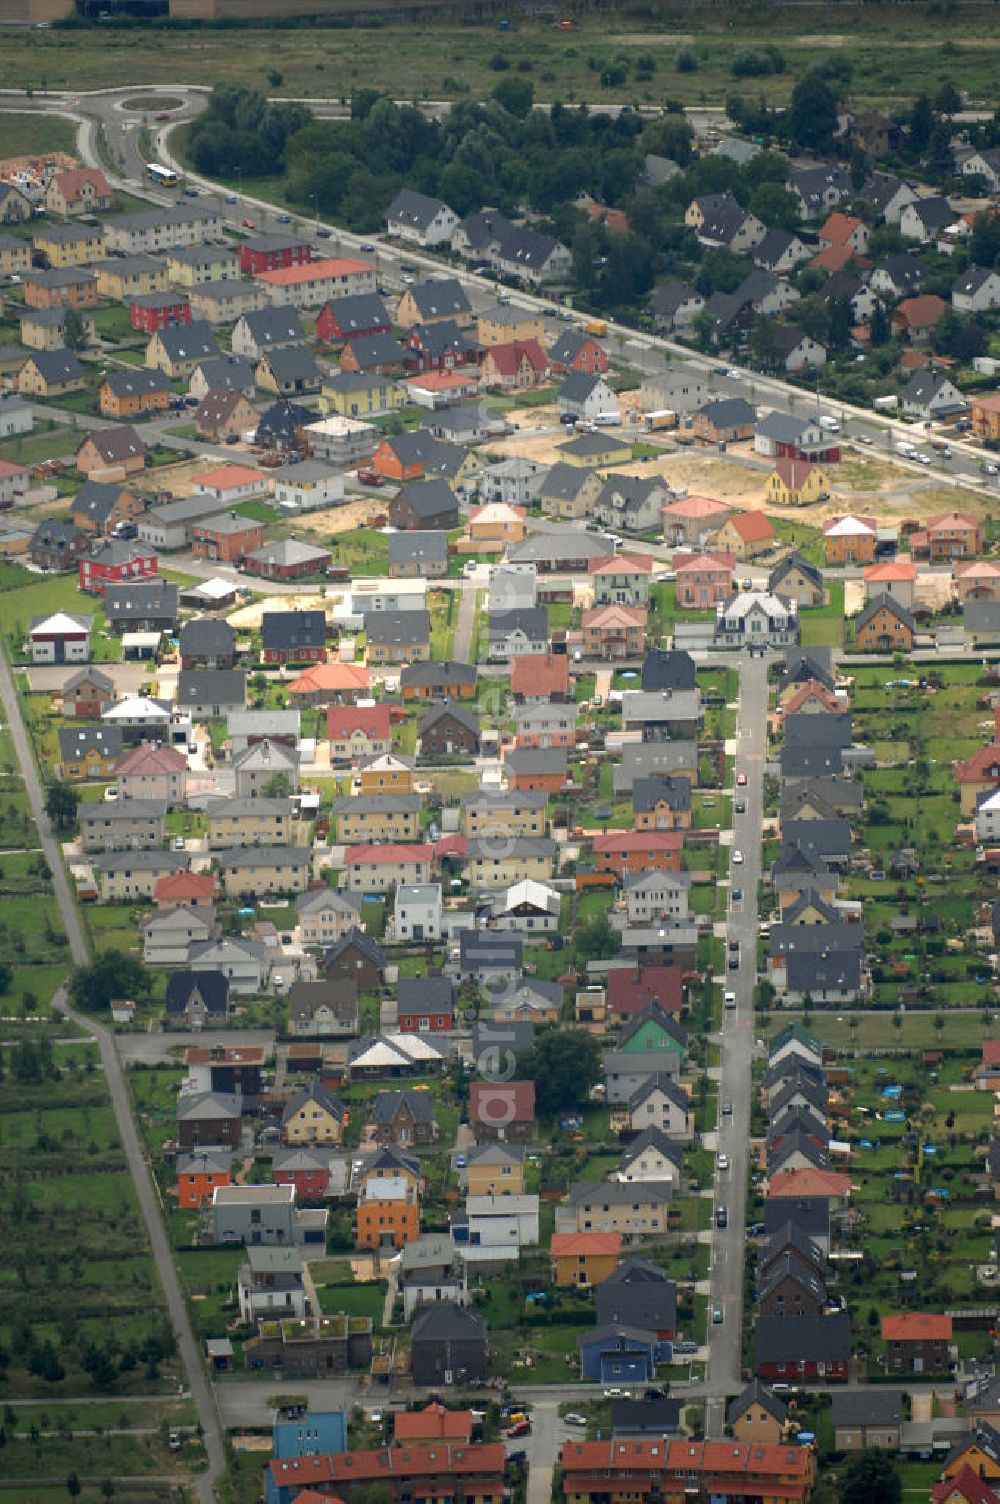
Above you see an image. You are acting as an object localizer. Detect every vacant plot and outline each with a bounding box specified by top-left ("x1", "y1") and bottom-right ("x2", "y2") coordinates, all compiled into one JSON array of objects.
[{"x1": 0, "y1": 111, "x2": 77, "y2": 165}]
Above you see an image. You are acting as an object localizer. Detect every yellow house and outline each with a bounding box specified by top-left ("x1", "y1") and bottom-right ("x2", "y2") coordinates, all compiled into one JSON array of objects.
[
  {"x1": 166, "y1": 244, "x2": 240, "y2": 287},
  {"x1": 356, "y1": 1152, "x2": 421, "y2": 1197},
  {"x1": 60, "y1": 744, "x2": 119, "y2": 782},
  {"x1": 357, "y1": 755, "x2": 414, "y2": 796},
  {"x1": 765, "y1": 459, "x2": 832, "y2": 507},
  {"x1": 478, "y1": 307, "x2": 544, "y2": 347},
  {"x1": 95, "y1": 256, "x2": 169, "y2": 301},
  {"x1": 33, "y1": 224, "x2": 105, "y2": 269},
  {"x1": 97, "y1": 857, "x2": 185, "y2": 903},
  {"x1": 466, "y1": 1143, "x2": 526, "y2": 1198},
  {"x1": 20, "y1": 309, "x2": 95, "y2": 352},
  {"x1": 207, "y1": 797, "x2": 295, "y2": 850},
  {"x1": 281, "y1": 1084, "x2": 346, "y2": 1146},
  {"x1": 462, "y1": 791, "x2": 548, "y2": 839},
  {"x1": 17, "y1": 351, "x2": 85, "y2": 399},
  {"x1": 332, "y1": 797, "x2": 420, "y2": 844},
  {"x1": 466, "y1": 840, "x2": 554, "y2": 889},
  {"x1": 559, "y1": 432, "x2": 633, "y2": 469},
  {"x1": 540, "y1": 466, "x2": 602, "y2": 521},
  {"x1": 216, "y1": 846, "x2": 311, "y2": 897},
  {"x1": 321, "y1": 371, "x2": 404, "y2": 419},
  {"x1": 728, "y1": 1385, "x2": 787, "y2": 1447},
  {"x1": 0, "y1": 237, "x2": 31, "y2": 279}
]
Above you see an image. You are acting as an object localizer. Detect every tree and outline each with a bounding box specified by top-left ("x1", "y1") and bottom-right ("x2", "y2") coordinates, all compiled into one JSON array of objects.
[
  {"x1": 869, "y1": 302, "x2": 890, "y2": 346},
  {"x1": 926, "y1": 121, "x2": 955, "y2": 181},
  {"x1": 908, "y1": 93, "x2": 935, "y2": 156},
  {"x1": 935, "y1": 80, "x2": 963, "y2": 117},
  {"x1": 828, "y1": 295, "x2": 853, "y2": 352},
  {"x1": 521, "y1": 1028, "x2": 602, "y2": 1114},
  {"x1": 575, "y1": 912, "x2": 621, "y2": 963},
  {"x1": 65, "y1": 1476, "x2": 81, "y2": 1500},
  {"x1": 261, "y1": 773, "x2": 291, "y2": 798},
  {"x1": 491, "y1": 77, "x2": 534, "y2": 120},
  {"x1": 839, "y1": 1450, "x2": 901, "y2": 1504},
  {"x1": 787, "y1": 75, "x2": 838, "y2": 153},
  {"x1": 749, "y1": 314, "x2": 781, "y2": 371},
  {"x1": 62, "y1": 308, "x2": 87, "y2": 352},
  {"x1": 748, "y1": 182, "x2": 800, "y2": 231},
  {"x1": 68, "y1": 952, "x2": 152, "y2": 1016},
  {"x1": 45, "y1": 782, "x2": 79, "y2": 832}
]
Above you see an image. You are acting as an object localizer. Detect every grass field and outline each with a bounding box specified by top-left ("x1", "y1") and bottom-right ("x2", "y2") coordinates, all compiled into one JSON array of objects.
[
  {"x1": 3, "y1": 7, "x2": 998, "y2": 105},
  {"x1": 0, "y1": 111, "x2": 77, "y2": 161}
]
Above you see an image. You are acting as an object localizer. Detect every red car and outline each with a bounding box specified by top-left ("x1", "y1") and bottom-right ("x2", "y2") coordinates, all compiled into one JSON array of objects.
[
  {"x1": 241, "y1": 217, "x2": 255, "y2": 230},
  {"x1": 507, "y1": 1420, "x2": 532, "y2": 1438},
  {"x1": 357, "y1": 468, "x2": 383, "y2": 487}
]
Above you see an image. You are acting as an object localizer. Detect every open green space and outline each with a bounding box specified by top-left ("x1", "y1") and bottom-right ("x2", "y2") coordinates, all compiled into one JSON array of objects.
[
  {"x1": 0, "y1": 111, "x2": 77, "y2": 159},
  {"x1": 8, "y1": 8, "x2": 999, "y2": 106}
]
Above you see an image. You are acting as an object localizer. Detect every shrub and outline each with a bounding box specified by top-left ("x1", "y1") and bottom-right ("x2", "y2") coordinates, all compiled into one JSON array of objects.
[
  {"x1": 676, "y1": 46, "x2": 698, "y2": 73},
  {"x1": 488, "y1": 53, "x2": 510, "y2": 71}
]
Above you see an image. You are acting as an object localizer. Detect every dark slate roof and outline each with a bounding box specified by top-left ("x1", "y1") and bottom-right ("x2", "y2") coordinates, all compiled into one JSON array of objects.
[
  {"x1": 595, "y1": 1276, "x2": 677, "y2": 1332},
  {"x1": 617, "y1": 1128, "x2": 684, "y2": 1173},
  {"x1": 410, "y1": 1301, "x2": 486, "y2": 1344},
  {"x1": 179, "y1": 617, "x2": 236, "y2": 657},
  {"x1": 830, "y1": 1390, "x2": 902, "y2": 1427},
  {"x1": 261, "y1": 609, "x2": 326, "y2": 652},
  {"x1": 633, "y1": 775, "x2": 692, "y2": 815},
  {"x1": 396, "y1": 975, "x2": 455, "y2": 1014},
  {"x1": 406, "y1": 279, "x2": 472, "y2": 320},
  {"x1": 153, "y1": 319, "x2": 218, "y2": 361},
  {"x1": 397, "y1": 478, "x2": 459, "y2": 521},
  {"x1": 541, "y1": 461, "x2": 597, "y2": 501},
  {"x1": 239, "y1": 306, "x2": 306, "y2": 347},
  {"x1": 194, "y1": 356, "x2": 255, "y2": 393},
  {"x1": 322, "y1": 292, "x2": 390, "y2": 334},
  {"x1": 610, "y1": 1398, "x2": 681, "y2": 1436},
  {"x1": 401, "y1": 659, "x2": 477, "y2": 690},
  {"x1": 365, "y1": 609, "x2": 431, "y2": 647},
  {"x1": 58, "y1": 724, "x2": 125, "y2": 761},
  {"x1": 104, "y1": 579, "x2": 178, "y2": 622},
  {"x1": 697, "y1": 396, "x2": 756, "y2": 428},
  {"x1": 641, "y1": 649, "x2": 696, "y2": 693},
  {"x1": 856, "y1": 592, "x2": 916, "y2": 634},
  {"x1": 165, "y1": 970, "x2": 229, "y2": 1015},
  {"x1": 388, "y1": 530, "x2": 448, "y2": 567},
  {"x1": 175, "y1": 668, "x2": 246, "y2": 707},
  {"x1": 761, "y1": 1200, "x2": 831, "y2": 1244},
  {"x1": 769, "y1": 552, "x2": 824, "y2": 594},
  {"x1": 342, "y1": 332, "x2": 406, "y2": 368},
  {"x1": 372, "y1": 1088, "x2": 435, "y2": 1125},
  {"x1": 72, "y1": 481, "x2": 132, "y2": 526},
  {"x1": 780, "y1": 820, "x2": 853, "y2": 860},
  {"x1": 387, "y1": 189, "x2": 455, "y2": 233},
  {"x1": 754, "y1": 1313, "x2": 851, "y2": 1363},
  {"x1": 727, "y1": 1379, "x2": 788, "y2": 1427},
  {"x1": 324, "y1": 926, "x2": 385, "y2": 973},
  {"x1": 259, "y1": 345, "x2": 319, "y2": 384},
  {"x1": 419, "y1": 701, "x2": 479, "y2": 738}
]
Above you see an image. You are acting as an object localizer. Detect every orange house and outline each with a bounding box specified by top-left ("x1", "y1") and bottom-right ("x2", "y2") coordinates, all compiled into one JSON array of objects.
[
  {"x1": 99, "y1": 370, "x2": 171, "y2": 420},
  {"x1": 372, "y1": 436, "x2": 426, "y2": 483},
  {"x1": 551, "y1": 1231, "x2": 621, "y2": 1287},
  {"x1": 592, "y1": 830, "x2": 683, "y2": 877},
  {"x1": 356, "y1": 1183, "x2": 419, "y2": 1249},
  {"x1": 855, "y1": 594, "x2": 914, "y2": 653},
  {"x1": 176, "y1": 1150, "x2": 231, "y2": 1209},
  {"x1": 972, "y1": 393, "x2": 1000, "y2": 442},
  {"x1": 823, "y1": 514, "x2": 878, "y2": 566},
  {"x1": 22, "y1": 269, "x2": 98, "y2": 311}
]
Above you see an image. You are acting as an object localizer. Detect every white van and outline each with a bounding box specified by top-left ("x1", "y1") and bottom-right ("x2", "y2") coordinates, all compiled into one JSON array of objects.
[{"x1": 818, "y1": 414, "x2": 840, "y2": 433}]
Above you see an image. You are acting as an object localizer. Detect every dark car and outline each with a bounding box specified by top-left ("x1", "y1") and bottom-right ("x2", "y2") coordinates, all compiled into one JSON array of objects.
[
  {"x1": 716, "y1": 1205, "x2": 728, "y2": 1229},
  {"x1": 316, "y1": 227, "x2": 332, "y2": 238}
]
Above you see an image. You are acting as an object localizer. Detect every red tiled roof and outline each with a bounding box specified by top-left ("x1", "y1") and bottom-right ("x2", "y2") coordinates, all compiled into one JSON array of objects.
[
  {"x1": 982, "y1": 1041, "x2": 1000, "y2": 1066},
  {"x1": 768, "y1": 1168, "x2": 851, "y2": 1198},
  {"x1": 893, "y1": 294, "x2": 947, "y2": 329},
  {"x1": 863, "y1": 561, "x2": 916, "y2": 582},
  {"x1": 594, "y1": 831, "x2": 683, "y2": 853},
  {"x1": 820, "y1": 212, "x2": 864, "y2": 246},
  {"x1": 257, "y1": 257, "x2": 373, "y2": 287},
  {"x1": 590, "y1": 552, "x2": 655, "y2": 575},
  {"x1": 289, "y1": 663, "x2": 369, "y2": 695},
  {"x1": 582, "y1": 604, "x2": 647, "y2": 629},
  {"x1": 662, "y1": 494, "x2": 731, "y2": 519},
  {"x1": 52, "y1": 167, "x2": 111, "y2": 200},
  {"x1": 154, "y1": 871, "x2": 216, "y2": 903},
  {"x1": 267, "y1": 1444, "x2": 505, "y2": 1489},
  {"x1": 772, "y1": 458, "x2": 822, "y2": 490},
  {"x1": 726, "y1": 510, "x2": 776, "y2": 543},
  {"x1": 394, "y1": 1404, "x2": 473, "y2": 1443},
  {"x1": 510, "y1": 652, "x2": 568, "y2": 698},
  {"x1": 673, "y1": 549, "x2": 735, "y2": 576},
  {"x1": 607, "y1": 966, "x2": 684, "y2": 1014},
  {"x1": 957, "y1": 744, "x2": 1000, "y2": 783},
  {"x1": 326, "y1": 704, "x2": 391, "y2": 741},
  {"x1": 115, "y1": 741, "x2": 186, "y2": 775},
  {"x1": 192, "y1": 464, "x2": 266, "y2": 489},
  {"x1": 882, "y1": 1312, "x2": 952, "y2": 1341},
  {"x1": 933, "y1": 1464, "x2": 1000, "y2": 1504},
  {"x1": 926, "y1": 511, "x2": 979, "y2": 533},
  {"x1": 470, "y1": 1079, "x2": 535, "y2": 1124},
  {"x1": 343, "y1": 843, "x2": 432, "y2": 865},
  {"x1": 483, "y1": 338, "x2": 549, "y2": 376},
  {"x1": 810, "y1": 244, "x2": 869, "y2": 275},
  {"x1": 782, "y1": 680, "x2": 841, "y2": 716},
  {"x1": 550, "y1": 1232, "x2": 622, "y2": 1257}
]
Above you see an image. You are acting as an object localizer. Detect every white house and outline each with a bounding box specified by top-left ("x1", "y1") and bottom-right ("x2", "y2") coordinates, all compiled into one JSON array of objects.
[
  {"x1": 626, "y1": 1076, "x2": 693, "y2": 1139},
  {"x1": 714, "y1": 591, "x2": 798, "y2": 650},
  {"x1": 386, "y1": 190, "x2": 460, "y2": 247},
  {"x1": 0, "y1": 457, "x2": 28, "y2": 507},
  {"x1": 493, "y1": 878, "x2": 561, "y2": 934},
  {"x1": 976, "y1": 788, "x2": 1000, "y2": 843},
  {"x1": 237, "y1": 1247, "x2": 306, "y2": 1322},
  {"x1": 952, "y1": 266, "x2": 1000, "y2": 314},
  {"x1": 0, "y1": 400, "x2": 32, "y2": 440},
  {"x1": 29, "y1": 611, "x2": 92, "y2": 665},
  {"x1": 390, "y1": 883, "x2": 442, "y2": 943},
  {"x1": 461, "y1": 1193, "x2": 539, "y2": 1250},
  {"x1": 623, "y1": 870, "x2": 691, "y2": 925},
  {"x1": 557, "y1": 372, "x2": 620, "y2": 422},
  {"x1": 142, "y1": 906, "x2": 216, "y2": 967},
  {"x1": 187, "y1": 937, "x2": 267, "y2": 994},
  {"x1": 273, "y1": 460, "x2": 344, "y2": 513}
]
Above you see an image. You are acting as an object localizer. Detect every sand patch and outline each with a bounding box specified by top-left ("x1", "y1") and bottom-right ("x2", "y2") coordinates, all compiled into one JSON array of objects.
[{"x1": 294, "y1": 497, "x2": 393, "y2": 539}]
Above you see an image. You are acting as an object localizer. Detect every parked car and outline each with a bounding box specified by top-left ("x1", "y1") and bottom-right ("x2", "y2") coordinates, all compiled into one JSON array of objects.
[
  {"x1": 507, "y1": 1420, "x2": 531, "y2": 1438},
  {"x1": 563, "y1": 1414, "x2": 588, "y2": 1427},
  {"x1": 241, "y1": 217, "x2": 255, "y2": 229}
]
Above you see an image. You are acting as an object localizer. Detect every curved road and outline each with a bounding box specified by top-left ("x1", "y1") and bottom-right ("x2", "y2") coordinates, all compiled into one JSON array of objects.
[{"x1": 0, "y1": 643, "x2": 226, "y2": 1503}]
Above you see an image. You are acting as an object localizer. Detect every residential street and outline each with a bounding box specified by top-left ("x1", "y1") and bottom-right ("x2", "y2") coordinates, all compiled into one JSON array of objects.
[
  {"x1": 705, "y1": 651, "x2": 769, "y2": 1434},
  {"x1": 0, "y1": 644, "x2": 228, "y2": 1504}
]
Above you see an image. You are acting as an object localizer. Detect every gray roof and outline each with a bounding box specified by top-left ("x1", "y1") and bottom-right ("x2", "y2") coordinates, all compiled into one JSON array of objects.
[
  {"x1": 179, "y1": 617, "x2": 236, "y2": 656},
  {"x1": 24, "y1": 348, "x2": 85, "y2": 382},
  {"x1": 856, "y1": 591, "x2": 915, "y2": 634},
  {"x1": 830, "y1": 1390, "x2": 902, "y2": 1426},
  {"x1": 214, "y1": 845, "x2": 312, "y2": 869},
  {"x1": 58, "y1": 724, "x2": 125, "y2": 761},
  {"x1": 397, "y1": 478, "x2": 459, "y2": 522},
  {"x1": 261, "y1": 610, "x2": 326, "y2": 652},
  {"x1": 388, "y1": 530, "x2": 448, "y2": 566},
  {"x1": 541, "y1": 461, "x2": 597, "y2": 501},
  {"x1": 153, "y1": 319, "x2": 219, "y2": 361},
  {"x1": 104, "y1": 579, "x2": 178, "y2": 622},
  {"x1": 727, "y1": 1379, "x2": 788, "y2": 1427},
  {"x1": 698, "y1": 396, "x2": 755, "y2": 428},
  {"x1": 365, "y1": 609, "x2": 431, "y2": 647},
  {"x1": 373, "y1": 1088, "x2": 435, "y2": 1125},
  {"x1": 754, "y1": 1313, "x2": 851, "y2": 1363},
  {"x1": 321, "y1": 292, "x2": 390, "y2": 333},
  {"x1": 193, "y1": 356, "x2": 255, "y2": 392},
  {"x1": 259, "y1": 345, "x2": 318, "y2": 383},
  {"x1": 387, "y1": 189, "x2": 455, "y2": 233},
  {"x1": 175, "y1": 669, "x2": 246, "y2": 708},
  {"x1": 239, "y1": 305, "x2": 306, "y2": 346},
  {"x1": 405, "y1": 279, "x2": 472, "y2": 319}
]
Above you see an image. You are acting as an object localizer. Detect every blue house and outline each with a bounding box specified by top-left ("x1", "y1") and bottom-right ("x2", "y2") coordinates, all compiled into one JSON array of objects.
[
  {"x1": 272, "y1": 1406, "x2": 346, "y2": 1460},
  {"x1": 577, "y1": 1323, "x2": 658, "y2": 1384}
]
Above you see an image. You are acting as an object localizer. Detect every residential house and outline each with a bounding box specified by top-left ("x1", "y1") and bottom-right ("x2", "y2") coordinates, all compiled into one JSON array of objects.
[
  {"x1": 754, "y1": 1313, "x2": 851, "y2": 1383},
  {"x1": 177, "y1": 1090, "x2": 242, "y2": 1151},
  {"x1": 386, "y1": 190, "x2": 460, "y2": 247},
  {"x1": 388, "y1": 479, "x2": 459, "y2": 532},
  {"x1": 714, "y1": 591, "x2": 797, "y2": 650},
  {"x1": 900, "y1": 196, "x2": 957, "y2": 243},
  {"x1": 418, "y1": 702, "x2": 480, "y2": 759},
  {"x1": 17, "y1": 348, "x2": 85, "y2": 399},
  {"x1": 711, "y1": 510, "x2": 776, "y2": 560},
  {"x1": 261, "y1": 610, "x2": 327, "y2": 666},
  {"x1": 593, "y1": 830, "x2": 683, "y2": 878},
  {"x1": 62, "y1": 666, "x2": 114, "y2": 719},
  {"x1": 891, "y1": 293, "x2": 948, "y2": 343},
  {"x1": 215, "y1": 846, "x2": 312, "y2": 899},
  {"x1": 469, "y1": 1079, "x2": 535, "y2": 1144},
  {"x1": 116, "y1": 741, "x2": 186, "y2": 803},
  {"x1": 831, "y1": 1391, "x2": 902, "y2": 1453},
  {"x1": 765, "y1": 459, "x2": 831, "y2": 507},
  {"x1": 953, "y1": 265, "x2": 1000, "y2": 314},
  {"x1": 190, "y1": 513, "x2": 265, "y2": 565},
  {"x1": 685, "y1": 191, "x2": 765, "y2": 252},
  {"x1": 373, "y1": 1089, "x2": 438, "y2": 1148},
  {"x1": 282, "y1": 1084, "x2": 347, "y2": 1146},
  {"x1": 58, "y1": 724, "x2": 124, "y2": 781},
  {"x1": 727, "y1": 1381, "x2": 788, "y2": 1446},
  {"x1": 409, "y1": 1302, "x2": 487, "y2": 1386},
  {"x1": 593, "y1": 477, "x2": 666, "y2": 535},
  {"x1": 341, "y1": 842, "x2": 432, "y2": 894},
  {"x1": 99, "y1": 368, "x2": 171, "y2": 419},
  {"x1": 882, "y1": 1313, "x2": 953, "y2": 1375},
  {"x1": 769, "y1": 554, "x2": 824, "y2": 609},
  {"x1": 254, "y1": 257, "x2": 376, "y2": 310},
  {"x1": 390, "y1": 884, "x2": 443, "y2": 945},
  {"x1": 582, "y1": 604, "x2": 646, "y2": 659},
  {"x1": 365, "y1": 610, "x2": 431, "y2": 666},
  {"x1": 855, "y1": 594, "x2": 915, "y2": 652},
  {"x1": 674, "y1": 550, "x2": 734, "y2": 608},
  {"x1": 388, "y1": 531, "x2": 449, "y2": 579},
  {"x1": 29, "y1": 611, "x2": 92, "y2": 665},
  {"x1": 316, "y1": 292, "x2": 391, "y2": 344},
  {"x1": 823, "y1": 514, "x2": 877, "y2": 566},
  {"x1": 145, "y1": 319, "x2": 219, "y2": 378},
  {"x1": 551, "y1": 1232, "x2": 622, "y2": 1288}
]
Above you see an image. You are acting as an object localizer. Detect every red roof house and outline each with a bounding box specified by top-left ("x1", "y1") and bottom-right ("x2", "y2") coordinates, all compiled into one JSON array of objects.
[
  {"x1": 469, "y1": 1079, "x2": 536, "y2": 1142},
  {"x1": 510, "y1": 652, "x2": 570, "y2": 703}
]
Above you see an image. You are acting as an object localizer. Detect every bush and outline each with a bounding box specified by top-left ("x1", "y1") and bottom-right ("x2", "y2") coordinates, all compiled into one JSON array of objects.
[
  {"x1": 676, "y1": 46, "x2": 698, "y2": 73},
  {"x1": 731, "y1": 46, "x2": 784, "y2": 78},
  {"x1": 488, "y1": 52, "x2": 510, "y2": 71}
]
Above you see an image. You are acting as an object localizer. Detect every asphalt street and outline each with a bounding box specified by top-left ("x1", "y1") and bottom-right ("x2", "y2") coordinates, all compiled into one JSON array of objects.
[{"x1": 705, "y1": 651, "x2": 769, "y2": 1434}]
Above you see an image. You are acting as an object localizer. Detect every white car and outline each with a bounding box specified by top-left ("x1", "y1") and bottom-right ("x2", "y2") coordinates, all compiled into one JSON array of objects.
[
  {"x1": 726, "y1": 368, "x2": 742, "y2": 380},
  {"x1": 564, "y1": 1413, "x2": 588, "y2": 1427},
  {"x1": 104, "y1": 785, "x2": 118, "y2": 802},
  {"x1": 717, "y1": 1153, "x2": 729, "y2": 1170},
  {"x1": 603, "y1": 1387, "x2": 630, "y2": 1399},
  {"x1": 916, "y1": 452, "x2": 932, "y2": 465},
  {"x1": 984, "y1": 463, "x2": 999, "y2": 477},
  {"x1": 732, "y1": 849, "x2": 744, "y2": 865}
]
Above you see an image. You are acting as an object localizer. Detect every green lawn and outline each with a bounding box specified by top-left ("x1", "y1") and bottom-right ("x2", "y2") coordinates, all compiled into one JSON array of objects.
[{"x1": 0, "y1": 112, "x2": 77, "y2": 159}]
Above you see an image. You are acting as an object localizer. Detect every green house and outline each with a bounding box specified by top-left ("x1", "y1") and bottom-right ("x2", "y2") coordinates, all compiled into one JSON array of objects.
[{"x1": 617, "y1": 1004, "x2": 687, "y2": 1061}]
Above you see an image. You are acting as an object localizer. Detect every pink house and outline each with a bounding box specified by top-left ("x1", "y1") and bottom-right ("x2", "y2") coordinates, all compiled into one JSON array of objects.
[{"x1": 674, "y1": 549, "x2": 735, "y2": 608}]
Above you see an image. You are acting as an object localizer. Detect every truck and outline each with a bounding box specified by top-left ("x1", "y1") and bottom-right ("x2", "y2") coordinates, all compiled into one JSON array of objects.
[
  {"x1": 895, "y1": 440, "x2": 917, "y2": 458},
  {"x1": 818, "y1": 414, "x2": 840, "y2": 433},
  {"x1": 585, "y1": 318, "x2": 608, "y2": 336},
  {"x1": 873, "y1": 394, "x2": 899, "y2": 411},
  {"x1": 644, "y1": 409, "x2": 676, "y2": 431},
  {"x1": 592, "y1": 411, "x2": 622, "y2": 427}
]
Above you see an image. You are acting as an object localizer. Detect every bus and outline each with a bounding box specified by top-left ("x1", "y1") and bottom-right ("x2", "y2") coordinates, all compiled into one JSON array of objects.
[{"x1": 146, "y1": 163, "x2": 178, "y2": 188}]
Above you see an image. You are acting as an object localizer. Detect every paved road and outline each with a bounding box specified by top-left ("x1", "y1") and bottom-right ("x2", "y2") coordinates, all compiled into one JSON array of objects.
[
  {"x1": 452, "y1": 578, "x2": 478, "y2": 665},
  {"x1": 705, "y1": 651, "x2": 769, "y2": 1435},
  {"x1": 117, "y1": 1026, "x2": 276, "y2": 1064},
  {"x1": 0, "y1": 645, "x2": 227, "y2": 1503}
]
